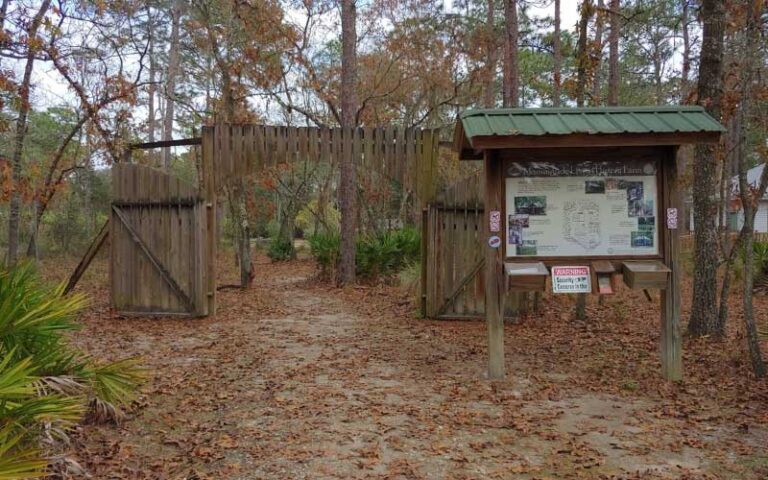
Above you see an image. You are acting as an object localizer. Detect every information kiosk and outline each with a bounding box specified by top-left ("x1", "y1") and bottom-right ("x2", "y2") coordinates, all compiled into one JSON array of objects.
[{"x1": 454, "y1": 107, "x2": 725, "y2": 381}]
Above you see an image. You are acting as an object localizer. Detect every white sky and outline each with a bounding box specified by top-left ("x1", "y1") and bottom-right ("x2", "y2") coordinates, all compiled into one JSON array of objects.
[{"x1": 29, "y1": 0, "x2": 583, "y2": 114}]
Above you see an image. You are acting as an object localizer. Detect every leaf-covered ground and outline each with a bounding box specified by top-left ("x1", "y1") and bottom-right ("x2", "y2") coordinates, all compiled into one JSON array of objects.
[{"x1": 47, "y1": 252, "x2": 768, "y2": 479}]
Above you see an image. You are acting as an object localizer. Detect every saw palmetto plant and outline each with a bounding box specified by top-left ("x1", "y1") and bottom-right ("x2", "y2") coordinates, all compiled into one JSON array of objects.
[{"x1": 0, "y1": 263, "x2": 144, "y2": 478}]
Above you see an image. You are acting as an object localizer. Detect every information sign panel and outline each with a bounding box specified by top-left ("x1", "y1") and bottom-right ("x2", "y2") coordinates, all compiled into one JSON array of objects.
[{"x1": 505, "y1": 160, "x2": 659, "y2": 257}]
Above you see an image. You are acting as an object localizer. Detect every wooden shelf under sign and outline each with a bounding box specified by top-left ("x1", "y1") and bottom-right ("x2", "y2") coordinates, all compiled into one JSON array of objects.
[
  {"x1": 622, "y1": 261, "x2": 671, "y2": 290},
  {"x1": 591, "y1": 260, "x2": 618, "y2": 295},
  {"x1": 505, "y1": 262, "x2": 549, "y2": 292}
]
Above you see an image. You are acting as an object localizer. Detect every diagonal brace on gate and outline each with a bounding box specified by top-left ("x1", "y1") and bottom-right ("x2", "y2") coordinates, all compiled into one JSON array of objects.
[
  {"x1": 438, "y1": 258, "x2": 485, "y2": 316},
  {"x1": 111, "y1": 205, "x2": 195, "y2": 312}
]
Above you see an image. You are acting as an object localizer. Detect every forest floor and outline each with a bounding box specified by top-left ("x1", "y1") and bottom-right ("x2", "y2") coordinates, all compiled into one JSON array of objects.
[{"x1": 45, "y1": 251, "x2": 768, "y2": 479}]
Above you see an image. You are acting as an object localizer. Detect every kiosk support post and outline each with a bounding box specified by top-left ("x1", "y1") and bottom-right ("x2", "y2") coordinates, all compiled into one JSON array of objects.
[
  {"x1": 660, "y1": 147, "x2": 683, "y2": 381},
  {"x1": 485, "y1": 151, "x2": 506, "y2": 379}
]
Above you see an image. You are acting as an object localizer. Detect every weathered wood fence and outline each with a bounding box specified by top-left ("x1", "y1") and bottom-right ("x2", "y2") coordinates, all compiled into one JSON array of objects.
[
  {"x1": 111, "y1": 163, "x2": 209, "y2": 316},
  {"x1": 423, "y1": 172, "x2": 485, "y2": 319},
  {"x1": 203, "y1": 125, "x2": 440, "y2": 209},
  {"x1": 109, "y1": 124, "x2": 442, "y2": 317}
]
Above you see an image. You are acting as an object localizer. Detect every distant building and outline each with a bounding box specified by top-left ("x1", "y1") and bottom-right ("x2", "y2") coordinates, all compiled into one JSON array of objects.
[
  {"x1": 731, "y1": 164, "x2": 768, "y2": 233},
  {"x1": 687, "y1": 164, "x2": 768, "y2": 233}
]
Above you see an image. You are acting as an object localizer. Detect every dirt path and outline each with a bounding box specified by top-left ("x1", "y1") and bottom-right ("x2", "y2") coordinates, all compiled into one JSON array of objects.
[{"x1": 67, "y1": 257, "x2": 768, "y2": 479}]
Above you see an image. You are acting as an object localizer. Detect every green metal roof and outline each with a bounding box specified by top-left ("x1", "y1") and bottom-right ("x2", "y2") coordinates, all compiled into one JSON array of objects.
[{"x1": 455, "y1": 106, "x2": 725, "y2": 157}]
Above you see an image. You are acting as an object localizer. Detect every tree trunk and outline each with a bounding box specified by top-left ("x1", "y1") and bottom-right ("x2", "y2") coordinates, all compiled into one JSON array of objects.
[
  {"x1": 483, "y1": 0, "x2": 498, "y2": 108},
  {"x1": 163, "y1": 0, "x2": 182, "y2": 170},
  {"x1": 226, "y1": 184, "x2": 253, "y2": 287},
  {"x1": 576, "y1": 0, "x2": 593, "y2": 107},
  {"x1": 592, "y1": 0, "x2": 604, "y2": 105},
  {"x1": 225, "y1": 76, "x2": 252, "y2": 287},
  {"x1": 680, "y1": 0, "x2": 691, "y2": 98},
  {"x1": 26, "y1": 115, "x2": 90, "y2": 256},
  {"x1": 0, "y1": 0, "x2": 9, "y2": 48},
  {"x1": 199, "y1": 1, "x2": 252, "y2": 288},
  {"x1": 503, "y1": 0, "x2": 519, "y2": 107},
  {"x1": 688, "y1": 0, "x2": 725, "y2": 337},
  {"x1": 607, "y1": 0, "x2": 620, "y2": 106},
  {"x1": 653, "y1": 46, "x2": 663, "y2": 104},
  {"x1": 147, "y1": 5, "x2": 157, "y2": 146},
  {"x1": 338, "y1": 0, "x2": 358, "y2": 284},
  {"x1": 742, "y1": 222, "x2": 766, "y2": 377},
  {"x1": 736, "y1": 0, "x2": 766, "y2": 377},
  {"x1": 6, "y1": 0, "x2": 51, "y2": 267},
  {"x1": 553, "y1": 0, "x2": 562, "y2": 106}
]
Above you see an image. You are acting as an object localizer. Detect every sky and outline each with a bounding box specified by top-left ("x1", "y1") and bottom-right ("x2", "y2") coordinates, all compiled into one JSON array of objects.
[{"x1": 29, "y1": 0, "x2": 583, "y2": 108}]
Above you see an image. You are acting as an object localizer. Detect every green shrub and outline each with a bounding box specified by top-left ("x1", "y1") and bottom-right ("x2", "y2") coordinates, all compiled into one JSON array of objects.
[
  {"x1": 390, "y1": 226, "x2": 420, "y2": 260},
  {"x1": 0, "y1": 263, "x2": 144, "y2": 477},
  {"x1": 267, "y1": 237, "x2": 294, "y2": 261},
  {"x1": 753, "y1": 241, "x2": 768, "y2": 273},
  {"x1": 738, "y1": 240, "x2": 768, "y2": 279},
  {"x1": 356, "y1": 227, "x2": 421, "y2": 279},
  {"x1": 308, "y1": 228, "x2": 421, "y2": 281},
  {"x1": 308, "y1": 231, "x2": 341, "y2": 279}
]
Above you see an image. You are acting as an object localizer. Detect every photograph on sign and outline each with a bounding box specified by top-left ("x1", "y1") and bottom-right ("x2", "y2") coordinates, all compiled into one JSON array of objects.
[
  {"x1": 505, "y1": 160, "x2": 659, "y2": 257},
  {"x1": 551, "y1": 266, "x2": 592, "y2": 293}
]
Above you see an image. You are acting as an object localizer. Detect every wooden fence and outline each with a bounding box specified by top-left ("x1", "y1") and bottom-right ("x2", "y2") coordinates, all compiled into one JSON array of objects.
[
  {"x1": 111, "y1": 163, "x2": 209, "y2": 316},
  {"x1": 203, "y1": 124, "x2": 440, "y2": 210},
  {"x1": 197, "y1": 124, "x2": 442, "y2": 316},
  {"x1": 423, "y1": 172, "x2": 485, "y2": 319},
  {"x1": 108, "y1": 124, "x2": 441, "y2": 317}
]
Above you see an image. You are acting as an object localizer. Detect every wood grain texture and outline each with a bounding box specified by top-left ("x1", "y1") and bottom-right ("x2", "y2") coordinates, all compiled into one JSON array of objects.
[
  {"x1": 111, "y1": 158, "x2": 207, "y2": 316},
  {"x1": 660, "y1": 147, "x2": 683, "y2": 380},
  {"x1": 484, "y1": 151, "x2": 506, "y2": 379}
]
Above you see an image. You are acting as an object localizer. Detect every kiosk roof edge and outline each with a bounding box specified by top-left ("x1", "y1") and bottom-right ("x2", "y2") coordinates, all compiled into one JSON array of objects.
[{"x1": 454, "y1": 106, "x2": 725, "y2": 159}]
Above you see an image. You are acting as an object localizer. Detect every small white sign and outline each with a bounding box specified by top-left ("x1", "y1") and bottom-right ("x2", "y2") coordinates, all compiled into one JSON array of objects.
[
  {"x1": 489, "y1": 210, "x2": 501, "y2": 233},
  {"x1": 552, "y1": 266, "x2": 591, "y2": 294},
  {"x1": 488, "y1": 235, "x2": 501, "y2": 249},
  {"x1": 666, "y1": 208, "x2": 678, "y2": 230}
]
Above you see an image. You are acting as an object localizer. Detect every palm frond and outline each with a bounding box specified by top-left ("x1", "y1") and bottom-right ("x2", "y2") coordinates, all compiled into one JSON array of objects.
[
  {"x1": 82, "y1": 358, "x2": 145, "y2": 407},
  {"x1": 0, "y1": 426, "x2": 47, "y2": 480}
]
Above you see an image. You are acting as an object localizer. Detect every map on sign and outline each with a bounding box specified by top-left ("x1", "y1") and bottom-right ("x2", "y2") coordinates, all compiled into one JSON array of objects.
[
  {"x1": 551, "y1": 266, "x2": 592, "y2": 293},
  {"x1": 563, "y1": 199, "x2": 601, "y2": 250},
  {"x1": 505, "y1": 160, "x2": 659, "y2": 258}
]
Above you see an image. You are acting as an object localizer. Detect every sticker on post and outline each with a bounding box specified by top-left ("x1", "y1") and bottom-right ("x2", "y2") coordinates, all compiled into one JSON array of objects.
[
  {"x1": 488, "y1": 235, "x2": 502, "y2": 249},
  {"x1": 666, "y1": 208, "x2": 678, "y2": 230},
  {"x1": 551, "y1": 266, "x2": 591, "y2": 293},
  {"x1": 489, "y1": 210, "x2": 501, "y2": 233}
]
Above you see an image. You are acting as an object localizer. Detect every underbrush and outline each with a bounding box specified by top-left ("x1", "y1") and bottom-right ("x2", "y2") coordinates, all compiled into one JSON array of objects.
[
  {"x1": 308, "y1": 227, "x2": 420, "y2": 282},
  {"x1": 0, "y1": 263, "x2": 144, "y2": 479},
  {"x1": 267, "y1": 237, "x2": 294, "y2": 261}
]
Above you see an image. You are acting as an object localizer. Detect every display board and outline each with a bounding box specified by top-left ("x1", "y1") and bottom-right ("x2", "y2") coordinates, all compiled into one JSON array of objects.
[{"x1": 505, "y1": 160, "x2": 659, "y2": 258}]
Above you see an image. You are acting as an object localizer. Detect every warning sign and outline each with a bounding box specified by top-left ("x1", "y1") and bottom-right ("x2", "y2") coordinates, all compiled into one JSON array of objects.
[{"x1": 551, "y1": 266, "x2": 591, "y2": 294}]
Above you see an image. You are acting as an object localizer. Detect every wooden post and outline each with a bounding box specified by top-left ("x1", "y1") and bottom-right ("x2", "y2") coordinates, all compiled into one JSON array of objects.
[
  {"x1": 421, "y1": 207, "x2": 428, "y2": 318},
  {"x1": 201, "y1": 126, "x2": 217, "y2": 316},
  {"x1": 660, "y1": 147, "x2": 682, "y2": 380},
  {"x1": 484, "y1": 151, "x2": 505, "y2": 379}
]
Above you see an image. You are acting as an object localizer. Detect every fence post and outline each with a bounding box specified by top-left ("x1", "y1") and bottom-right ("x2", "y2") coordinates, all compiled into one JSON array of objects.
[
  {"x1": 484, "y1": 150, "x2": 505, "y2": 379},
  {"x1": 201, "y1": 126, "x2": 217, "y2": 316},
  {"x1": 421, "y1": 207, "x2": 429, "y2": 318}
]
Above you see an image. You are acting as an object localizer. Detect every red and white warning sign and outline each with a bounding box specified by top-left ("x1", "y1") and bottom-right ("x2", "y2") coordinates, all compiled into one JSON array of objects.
[{"x1": 551, "y1": 266, "x2": 591, "y2": 294}]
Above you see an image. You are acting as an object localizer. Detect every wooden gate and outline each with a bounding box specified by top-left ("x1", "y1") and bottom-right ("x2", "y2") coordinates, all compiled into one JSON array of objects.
[
  {"x1": 110, "y1": 163, "x2": 209, "y2": 316},
  {"x1": 423, "y1": 173, "x2": 485, "y2": 319}
]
